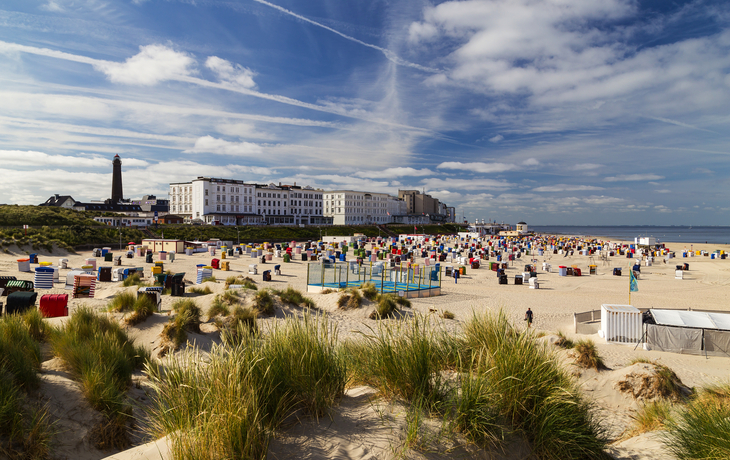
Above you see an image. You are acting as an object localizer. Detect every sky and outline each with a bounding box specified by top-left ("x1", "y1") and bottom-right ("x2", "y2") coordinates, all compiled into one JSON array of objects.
[{"x1": 0, "y1": 0, "x2": 728, "y2": 225}]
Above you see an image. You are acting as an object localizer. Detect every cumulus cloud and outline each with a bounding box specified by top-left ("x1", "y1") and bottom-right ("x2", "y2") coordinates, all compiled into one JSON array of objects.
[
  {"x1": 438, "y1": 161, "x2": 515, "y2": 173},
  {"x1": 489, "y1": 134, "x2": 503, "y2": 143},
  {"x1": 354, "y1": 167, "x2": 434, "y2": 179},
  {"x1": 205, "y1": 56, "x2": 256, "y2": 89},
  {"x1": 93, "y1": 44, "x2": 196, "y2": 85},
  {"x1": 604, "y1": 174, "x2": 664, "y2": 182},
  {"x1": 184, "y1": 136, "x2": 264, "y2": 156}
]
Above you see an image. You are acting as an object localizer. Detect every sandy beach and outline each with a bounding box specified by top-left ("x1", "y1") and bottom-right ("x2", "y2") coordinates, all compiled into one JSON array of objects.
[{"x1": 3, "y1": 237, "x2": 729, "y2": 460}]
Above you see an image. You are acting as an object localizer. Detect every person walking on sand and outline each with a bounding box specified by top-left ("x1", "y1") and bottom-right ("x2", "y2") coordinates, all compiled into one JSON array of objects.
[{"x1": 525, "y1": 308, "x2": 533, "y2": 328}]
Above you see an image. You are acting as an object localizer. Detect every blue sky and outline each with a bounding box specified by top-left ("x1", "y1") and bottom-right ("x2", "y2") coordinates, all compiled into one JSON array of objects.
[{"x1": 0, "y1": 0, "x2": 728, "y2": 225}]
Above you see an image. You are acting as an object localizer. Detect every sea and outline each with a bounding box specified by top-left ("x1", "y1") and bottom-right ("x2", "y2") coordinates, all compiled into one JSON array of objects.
[{"x1": 529, "y1": 226, "x2": 730, "y2": 245}]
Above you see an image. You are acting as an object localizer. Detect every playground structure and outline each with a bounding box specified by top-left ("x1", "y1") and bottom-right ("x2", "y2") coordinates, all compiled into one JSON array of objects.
[{"x1": 307, "y1": 261, "x2": 442, "y2": 298}]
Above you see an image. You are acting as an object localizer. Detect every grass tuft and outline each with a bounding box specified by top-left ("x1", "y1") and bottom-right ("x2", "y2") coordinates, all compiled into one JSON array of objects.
[
  {"x1": 360, "y1": 282, "x2": 379, "y2": 301},
  {"x1": 573, "y1": 339, "x2": 605, "y2": 370},
  {"x1": 441, "y1": 310, "x2": 455, "y2": 320},
  {"x1": 554, "y1": 330, "x2": 574, "y2": 349},
  {"x1": 369, "y1": 294, "x2": 399, "y2": 319},
  {"x1": 664, "y1": 383, "x2": 730, "y2": 459},
  {"x1": 188, "y1": 285, "x2": 213, "y2": 295},
  {"x1": 122, "y1": 273, "x2": 144, "y2": 287},
  {"x1": 125, "y1": 294, "x2": 157, "y2": 326},
  {"x1": 160, "y1": 300, "x2": 202, "y2": 354},
  {"x1": 253, "y1": 290, "x2": 275, "y2": 316},
  {"x1": 145, "y1": 313, "x2": 345, "y2": 459},
  {"x1": 337, "y1": 289, "x2": 362, "y2": 310}
]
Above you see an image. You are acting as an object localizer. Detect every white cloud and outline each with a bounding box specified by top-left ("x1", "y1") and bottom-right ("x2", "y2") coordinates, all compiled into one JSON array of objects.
[
  {"x1": 571, "y1": 163, "x2": 603, "y2": 171},
  {"x1": 522, "y1": 158, "x2": 539, "y2": 166},
  {"x1": 0, "y1": 150, "x2": 148, "y2": 168},
  {"x1": 488, "y1": 134, "x2": 503, "y2": 143},
  {"x1": 421, "y1": 177, "x2": 512, "y2": 190},
  {"x1": 354, "y1": 167, "x2": 434, "y2": 179},
  {"x1": 40, "y1": 1, "x2": 64, "y2": 12},
  {"x1": 205, "y1": 56, "x2": 256, "y2": 89},
  {"x1": 93, "y1": 44, "x2": 196, "y2": 85},
  {"x1": 533, "y1": 184, "x2": 604, "y2": 192},
  {"x1": 654, "y1": 189, "x2": 671, "y2": 194},
  {"x1": 184, "y1": 136, "x2": 264, "y2": 156},
  {"x1": 604, "y1": 174, "x2": 664, "y2": 182},
  {"x1": 438, "y1": 161, "x2": 515, "y2": 173}
]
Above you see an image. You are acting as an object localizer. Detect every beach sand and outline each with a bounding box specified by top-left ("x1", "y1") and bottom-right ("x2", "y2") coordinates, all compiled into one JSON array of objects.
[{"x1": 3, "y1": 239, "x2": 729, "y2": 460}]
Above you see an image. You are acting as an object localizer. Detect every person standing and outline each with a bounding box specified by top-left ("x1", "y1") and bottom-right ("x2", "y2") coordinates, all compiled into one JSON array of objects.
[{"x1": 525, "y1": 308, "x2": 533, "y2": 328}]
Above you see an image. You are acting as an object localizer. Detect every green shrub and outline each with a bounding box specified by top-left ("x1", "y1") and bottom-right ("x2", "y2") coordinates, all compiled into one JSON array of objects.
[{"x1": 442, "y1": 310, "x2": 455, "y2": 320}]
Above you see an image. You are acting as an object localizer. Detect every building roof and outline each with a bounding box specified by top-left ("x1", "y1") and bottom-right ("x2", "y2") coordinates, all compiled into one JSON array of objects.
[
  {"x1": 73, "y1": 202, "x2": 143, "y2": 212},
  {"x1": 39, "y1": 195, "x2": 75, "y2": 206},
  {"x1": 517, "y1": 221, "x2": 527, "y2": 225}
]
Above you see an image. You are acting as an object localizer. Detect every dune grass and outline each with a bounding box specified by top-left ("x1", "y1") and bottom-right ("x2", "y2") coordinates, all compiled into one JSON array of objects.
[
  {"x1": 145, "y1": 313, "x2": 346, "y2": 459},
  {"x1": 122, "y1": 273, "x2": 144, "y2": 287},
  {"x1": 50, "y1": 307, "x2": 148, "y2": 449},
  {"x1": 664, "y1": 383, "x2": 730, "y2": 459},
  {"x1": 253, "y1": 289, "x2": 275, "y2": 316},
  {"x1": 108, "y1": 290, "x2": 157, "y2": 325},
  {"x1": 188, "y1": 285, "x2": 213, "y2": 295},
  {"x1": 346, "y1": 316, "x2": 447, "y2": 410},
  {"x1": 273, "y1": 287, "x2": 317, "y2": 310},
  {"x1": 0, "y1": 311, "x2": 51, "y2": 459},
  {"x1": 220, "y1": 307, "x2": 259, "y2": 346},
  {"x1": 337, "y1": 288, "x2": 362, "y2": 310},
  {"x1": 458, "y1": 311, "x2": 608, "y2": 459},
  {"x1": 573, "y1": 339, "x2": 605, "y2": 370},
  {"x1": 360, "y1": 282, "x2": 379, "y2": 301},
  {"x1": 161, "y1": 300, "x2": 202, "y2": 352},
  {"x1": 201, "y1": 276, "x2": 217, "y2": 283},
  {"x1": 441, "y1": 310, "x2": 455, "y2": 320},
  {"x1": 554, "y1": 330, "x2": 574, "y2": 349},
  {"x1": 368, "y1": 294, "x2": 399, "y2": 319},
  {"x1": 626, "y1": 401, "x2": 674, "y2": 437}
]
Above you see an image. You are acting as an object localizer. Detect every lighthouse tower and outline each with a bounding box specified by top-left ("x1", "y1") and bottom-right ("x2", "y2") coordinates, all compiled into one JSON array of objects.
[{"x1": 111, "y1": 154, "x2": 123, "y2": 203}]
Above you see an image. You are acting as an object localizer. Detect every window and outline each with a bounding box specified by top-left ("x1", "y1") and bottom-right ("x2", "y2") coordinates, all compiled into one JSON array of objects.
[
  {"x1": 205, "y1": 199, "x2": 208, "y2": 206},
  {"x1": 217, "y1": 186, "x2": 220, "y2": 191},
  {"x1": 258, "y1": 200, "x2": 260, "y2": 206},
  {"x1": 222, "y1": 204, "x2": 226, "y2": 211},
  {"x1": 222, "y1": 186, "x2": 225, "y2": 191},
  {"x1": 217, "y1": 205, "x2": 220, "y2": 211},
  {"x1": 205, "y1": 189, "x2": 208, "y2": 195}
]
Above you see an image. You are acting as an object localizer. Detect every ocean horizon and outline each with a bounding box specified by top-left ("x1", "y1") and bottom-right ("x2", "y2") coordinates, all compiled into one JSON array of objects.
[{"x1": 529, "y1": 225, "x2": 730, "y2": 245}]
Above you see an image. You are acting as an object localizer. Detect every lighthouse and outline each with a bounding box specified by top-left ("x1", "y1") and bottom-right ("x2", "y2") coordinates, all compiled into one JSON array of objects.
[{"x1": 111, "y1": 154, "x2": 123, "y2": 203}]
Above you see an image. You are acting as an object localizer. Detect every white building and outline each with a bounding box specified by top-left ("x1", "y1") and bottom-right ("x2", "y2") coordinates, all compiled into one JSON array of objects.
[
  {"x1": 169, "y1": 177, "x2": 258, "y2": 225},
  {"x1": 287, "y1": 185, "x2": 327, "y2": 225},
  {"x1": 254, "y1": 183, "x2": 294, "y2": 225},
  {"x1": 323, "y1": 190, "x2": 404, "y2": 225}
]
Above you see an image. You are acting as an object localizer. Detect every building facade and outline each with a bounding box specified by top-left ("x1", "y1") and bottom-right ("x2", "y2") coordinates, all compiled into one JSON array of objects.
[
  {"x1": 169, "y1": 177, "x2": 258, "y2": 225},
  {"x1": 323, "y1": 190, "x2": 403, "y2": 225}
]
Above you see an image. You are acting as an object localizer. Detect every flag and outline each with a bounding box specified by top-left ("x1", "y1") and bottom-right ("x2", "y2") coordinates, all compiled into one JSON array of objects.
[{"x1": 630, "y1": 270, "x2": 638, "y2": 292}]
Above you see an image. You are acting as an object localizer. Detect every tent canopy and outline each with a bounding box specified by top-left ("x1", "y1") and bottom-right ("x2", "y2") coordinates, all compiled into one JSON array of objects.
[{"x1": 650, "y1": 309, "x2": 730, "y2": 332}]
